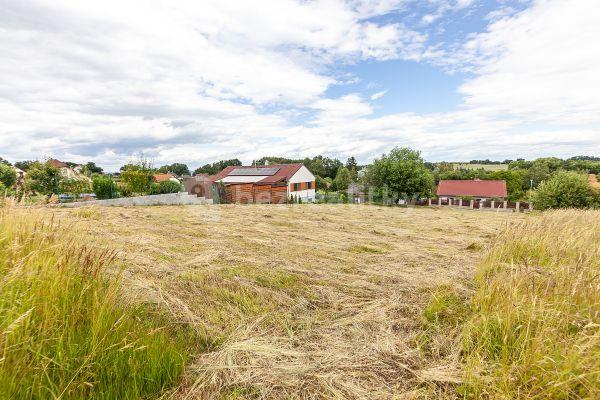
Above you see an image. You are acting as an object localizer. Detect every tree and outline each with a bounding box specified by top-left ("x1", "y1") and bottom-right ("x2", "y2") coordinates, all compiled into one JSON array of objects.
[
  {"x1": 365, "y1": 147, "x2": 433, "y2": 199},
  {"x1": 333, "y1": 167, "x2": 352, "y2": 191},
  {"x1": 531, "y1": 171, "x2": 595, "y2": 210},
  {"x1": 93, "y1": 175, "x2": 118, "y2": 199},
  {"x1": 345, "y1": 157, "x2": 358, "y2": 170},
  {"x1": 120, "y1": 169, "x2": 153, "y2": 195},
  {"x1": 24, "y1": 161, "x2": 60, "y2": 195},
  {"x1": 59, "y1": 178, "x2": 92, "y2": 197},
  {"x1": 193, "y1": 159, "x2": 241, "y2": 175},
  {"x1": 14, "y1": 160, "x2": 35, "y2": 172},
  {"x1": 0, "y1": 163, "x2": 17, "y2": 188},
  {"x1": 157, "y1": 163, "x2": 190, "y2": 176},
  {"x1": 0, "y1": 157, "x2": 11, "y2": 166},
  {"x1": 83, "y1": 162, "x2": 103, "y2": 175},
  {"x1": 488, "y1": 170, "x2": 524, "y2": 201},
  {"x1": 315, "y1": 176, "x2": 329, "y2": 191}
]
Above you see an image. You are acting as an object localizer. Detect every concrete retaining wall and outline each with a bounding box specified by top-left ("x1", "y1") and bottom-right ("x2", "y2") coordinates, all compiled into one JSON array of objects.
[{"x1": 56, "y1": 192, "x2": 212, "y2": 207}]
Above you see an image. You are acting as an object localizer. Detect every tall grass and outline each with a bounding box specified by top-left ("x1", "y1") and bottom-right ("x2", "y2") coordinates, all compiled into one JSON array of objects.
[
  {"x1": 461, "y1": 210, "x2": 600, "y2": 398},
  {"x1": 0, "y1": 203, "x2": 187, "y2": 399}
]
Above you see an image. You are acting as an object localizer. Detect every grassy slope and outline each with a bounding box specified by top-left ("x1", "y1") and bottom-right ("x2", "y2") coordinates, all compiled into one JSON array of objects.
[
  {"x1": 52, "y1": 204, "x2": 519, "y2": 398},
  {"x1": 460, "y1": 210, "x2": 600, "y2": 399},
  {"x1": 0, "y1": 204, "x2": 187, "y2": 399}
]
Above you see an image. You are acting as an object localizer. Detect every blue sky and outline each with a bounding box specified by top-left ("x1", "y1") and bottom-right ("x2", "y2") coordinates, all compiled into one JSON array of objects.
[{"x1": 0, "y1": 0, "x2": 598, "y2": 171}]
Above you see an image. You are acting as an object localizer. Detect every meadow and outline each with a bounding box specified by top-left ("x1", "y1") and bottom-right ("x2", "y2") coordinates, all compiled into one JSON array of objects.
[{"x1": 1, "y1": 203, "x2": 598, "y2": 399}]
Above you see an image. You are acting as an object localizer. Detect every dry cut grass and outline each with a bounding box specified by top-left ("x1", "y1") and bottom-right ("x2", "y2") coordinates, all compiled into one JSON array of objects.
[
  {"x1": 462, "y1": 209, "x2": 600, "y2": 399},
  {"x1": 49, "y1": 203, "x2": 522, "y2": 399}
]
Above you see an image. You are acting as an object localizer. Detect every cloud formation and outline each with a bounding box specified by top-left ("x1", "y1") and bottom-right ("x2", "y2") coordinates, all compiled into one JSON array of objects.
[{"x1": 0, "y1": 0, "x2": 598, "y2": 170}]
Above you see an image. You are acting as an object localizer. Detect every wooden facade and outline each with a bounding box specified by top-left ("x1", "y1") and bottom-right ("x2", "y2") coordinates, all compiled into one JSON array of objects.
[{"x1": 225, "y1": 183, "x2": 288, "y2": 204}]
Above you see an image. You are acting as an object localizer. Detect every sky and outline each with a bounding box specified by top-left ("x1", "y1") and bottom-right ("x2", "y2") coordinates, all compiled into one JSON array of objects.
[{"x1": 0, "y1": 0, "x2": 599, "y2": 171}]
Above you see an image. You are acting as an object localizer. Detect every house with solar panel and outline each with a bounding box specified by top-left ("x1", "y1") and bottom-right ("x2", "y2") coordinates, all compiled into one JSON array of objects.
[{"x1": 208, "y1": 163, "x2": 316, "y2": 204}]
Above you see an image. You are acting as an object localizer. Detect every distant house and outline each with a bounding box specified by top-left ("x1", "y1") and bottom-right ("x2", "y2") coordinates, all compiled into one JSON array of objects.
[
  {"x1": 437, "y1": 179, "x2": 507, "y2": 201},
  {"x1": 47, "y1": 158, "x2": 91, "y2": 182},
  {"x1": 210, "y1": 163, "x2": 316, "y2": 204},
  {"x1": 153, "y1": 173, "x2": 179, "y2": 183}
]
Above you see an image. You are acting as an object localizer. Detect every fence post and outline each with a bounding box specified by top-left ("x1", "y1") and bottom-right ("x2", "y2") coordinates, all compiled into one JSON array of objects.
[
  {"x1": 491, "y1": 200, "x2": 495, "y2": 210},
  {"x1": 516, "y1": 201, "x2": 520, "y2": 212},
  {"x1": 470, "y1": 199, "x2": 474, "y2": 209},
  {"x1": 428, "y1": 198, "x2": 431, "y2": 206},
  {"x1": 438, "y1": 197, "x2": 442, "y2": 206},
  {"x1": 503, "y1": 201, "x2": 507, "y2": 210},
  {"x1": 459, "y1": 198, "x2": 462, "y2": 207},
  {"x1": 529, "y1": 202, "x2": 533, "y2": 211}
]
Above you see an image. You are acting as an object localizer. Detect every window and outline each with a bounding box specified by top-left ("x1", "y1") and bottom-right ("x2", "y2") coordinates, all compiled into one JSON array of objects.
[
  {"x1": 306, "y1": 181, "x2": 312, "y2": 189},
  {"x1": 293, "y1": 183, "x2": 300, "y2": 191}
]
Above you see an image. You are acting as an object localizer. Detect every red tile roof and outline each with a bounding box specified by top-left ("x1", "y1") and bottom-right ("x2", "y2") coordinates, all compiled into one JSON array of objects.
[
  {"x1": 48, "y1": 158, "x2": 69, "y2": 168},
  {"x1": 437, "y1": 179, "x2": 507, "y2": 198},
  {"x1": 210, "y1": 163, "x2": 304, "y2": 184},
  {"x1": 153, "y1": 173, "x2": 175, "y2": 183}
]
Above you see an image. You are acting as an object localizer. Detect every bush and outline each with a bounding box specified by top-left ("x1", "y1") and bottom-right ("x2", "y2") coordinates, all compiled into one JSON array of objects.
[
  {"x1": 0, "y1": 206, "x2": 187, "y2": 398},
  {"x1": 156, "y1": 180, "x2": 182, "y2": 194},
  {"x1": 93, "y1": 175, "x2": 119, "y2": 199},
  {"x1": 531, "y1": 170, "x2": 595, "y2": 210},
  {"x1": 0, "y1": 163, "x2": 16, "y2": 188},
  {"x1": 120, "y1": 169, "x2": 153, "y2": 195}
]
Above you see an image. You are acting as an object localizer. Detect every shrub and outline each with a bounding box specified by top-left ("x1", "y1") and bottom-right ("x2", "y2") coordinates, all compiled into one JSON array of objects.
[
  {"x1": 0, "y1": 206, "x2": 187, "y2": 399},
  {"x1": 531, "y1": 170, "x2": 595, "y2": 210},
  {"x1": 120, "y1": 169, "x2": 153, "y2": 195},
  {"x1": 156, "y1": 180, "x2": 182, "y2": 194},
  {"x1": 0, "y1": 163, "x2": 16, "y2": 188},
  {"x1": 23, "y1": 161, "x2": 60, "y2": 195},
  {"x1": 461, "y1": 210, "x2": 600, "y2": 398},
  {"x1": 93, "y1": 175, "x2": 118, "y2": 199}
]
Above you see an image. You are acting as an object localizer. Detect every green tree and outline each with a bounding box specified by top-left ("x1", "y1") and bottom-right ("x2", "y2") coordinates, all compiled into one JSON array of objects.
[
  {"x1": 345, "y1": 157, "x2": 358, "y2": 170},
  {"x1": 531, "y1": 171, "x2": 595, "y2": 210},
  {"x1": 333, "y1": 166, "x2": 352, "y2": 191},
  {"x1": 83, "y1": 162, "x2": 103, "y2": 175},
  {"x1": 24, "y1": 162, "x2": 60, "y2": 195},
  {"x1": 0, "y1": 163, "x2": 17, "y2": 188},
  {"x1": 488, "y1": 170, "x2": 524, "y2": 201},
  {"x1": 157, "y1": 163, "x2": 190, "y2": 176},
  {"x1": 120, "y1": 169, "x2": 153, "y2": 195},
  {"x1": 0, "y1": 157, "x2": 11, "y2": 166},
  {"x1": 365, "y1": 147, "x2": 433, "y2": 199},
  {"x1": 93, "y1": 175, "x2": 118, "y2": 199},
  {"x1": 315, "y1": 176, "x2": 329, "y2": 191},
  {"x1": 193, "y1": 159, "x2": 241, "y2": 175},
  {"x1": 14, "y1": 160, "x2": 34, "y2": 172},
  {"x1": 59, "y1": 178, "x2": 92, "y2": 197}
]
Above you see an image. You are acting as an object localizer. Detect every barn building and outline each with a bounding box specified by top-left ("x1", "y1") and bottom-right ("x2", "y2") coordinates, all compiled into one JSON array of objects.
[
  {"x1": 437, "y1": 179, "x2": 507, "y2": 201},
  {"x1": 210, "y1": 163, "x2": 316, "y2": 204}
]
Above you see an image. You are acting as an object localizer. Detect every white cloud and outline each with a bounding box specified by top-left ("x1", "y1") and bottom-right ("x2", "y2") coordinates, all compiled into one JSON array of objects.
[
  {"x1": 0, "y1": 0, "x2": 598, "y2": 170},
  {"x1": 370, "y1": 90, "x2": 388, "y2": 100}
]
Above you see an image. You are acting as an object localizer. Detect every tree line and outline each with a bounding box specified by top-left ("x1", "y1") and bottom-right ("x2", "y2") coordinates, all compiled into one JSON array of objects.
[{"x1": 1, "y1": 152, "x2": 599, "y2": 209}]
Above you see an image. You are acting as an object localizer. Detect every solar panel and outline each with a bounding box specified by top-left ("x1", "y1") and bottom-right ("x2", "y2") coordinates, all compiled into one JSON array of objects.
[{"x1": 229, "y1": 167, "x2": 280, "y2": 176}]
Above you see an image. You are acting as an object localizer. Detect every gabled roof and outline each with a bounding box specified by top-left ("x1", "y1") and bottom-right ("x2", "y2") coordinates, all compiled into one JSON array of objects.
[
  {"x1": 48, "y1": 158, "x2": 69, "y2": 168},
  {"x1": 153, "y1": 173, "x2": 176, "y2": 183},
  {"x1": 210, "y1": 163, "x2": 305, "y2": 184},
  {"x1": 437, "y1": 179, "x2": 507, "y2": 198}
]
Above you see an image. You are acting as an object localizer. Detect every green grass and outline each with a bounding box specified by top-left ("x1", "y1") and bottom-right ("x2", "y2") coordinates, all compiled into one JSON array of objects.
[
  {"x1": 460, "y1": 210, "x2": 600, "y2": 399},
  {"x1": 349, "y1": 244, "x2": 384, "y2": 253},
  {"x1": 0, "y1": 205, "x2": 187, "y2": 399}
]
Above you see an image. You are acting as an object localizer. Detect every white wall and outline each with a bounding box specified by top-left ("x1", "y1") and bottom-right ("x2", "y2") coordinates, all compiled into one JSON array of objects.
[
  {"x1": 291, "y1": 188, "x2": 316, "y2": 202},
  {"x1": 289, "y1": 165, "x2": 315, "y2": 183},
  {"x1": 289, "y1": 165, "x2": 316, "y2": 202}
]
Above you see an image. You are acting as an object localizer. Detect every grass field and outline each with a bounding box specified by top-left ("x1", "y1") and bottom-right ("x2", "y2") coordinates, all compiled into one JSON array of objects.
[{"x1": 45, "y1": 204, "x2": 522, "y2": 398}]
